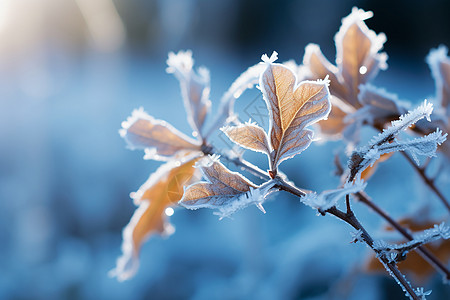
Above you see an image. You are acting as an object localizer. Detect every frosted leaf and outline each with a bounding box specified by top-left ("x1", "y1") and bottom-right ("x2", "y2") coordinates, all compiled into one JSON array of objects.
[
  {"x1": 351, "y1": 84, "x2": 410, "y2": 126},
  {"x1": 347, "y1": 101, "x2": 446, "y2": 179},
  {"x1": 179, "y1": 158, "x2": 276, "y2": 218},
  {"x1": 166, "y1": 50, "x2": 211, "y2": 136},
  {"x1": 300, "y1": 177, "x2": 366, "y2": 212},
  {"x1": 350, "y1": 129, "x2": 447, "y2": 179},
  {"x1": 303, "y1": 7, "x2": 387, "y2": 108},
  {"x1": 120, "y1": 108, "x2": 201, "y2": 160},
  {"x1": 260, "y1": 58, "x2": 331, "y2": 169},
  {"x1": 222, "y1": 120, "x2": 271, "y2": 155},
  {"x1": 426, "y1": 45, "x2": 450, "y2": 112},
  {"x1": 110, "y1": 154, "x2": 201, "y2": 281},
  {"x1": 368, "y1": 100, "x2": 434, "y2": 147},
  {"x1": 205, "y1": 63, "x2": 266, "y2": 138}
]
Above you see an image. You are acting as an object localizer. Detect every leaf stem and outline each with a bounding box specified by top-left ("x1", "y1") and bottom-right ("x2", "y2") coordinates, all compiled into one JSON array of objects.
[
  {"x1": 400, "y1": 151, "x2": 450, "y2": 213},
  {"x1": 207, "y1": 145, "x2": 270, "y2": 180}
]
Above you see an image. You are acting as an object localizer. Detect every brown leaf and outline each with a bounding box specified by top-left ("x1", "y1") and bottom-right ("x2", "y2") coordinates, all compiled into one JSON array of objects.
[
  {"x1": 120, "y1": 108, "x2": 201, "y2": 160},
  {"x1": 355, "y1": 84, "x2": 409, "y2": 129},
  {"x1": 222, "y1": 121, "x2": 270, "y2": 154},
  {"x1": 365, "y1": 217, "x2": 450, "y2": 283},
  {"x1": 260, "y1": 53, "x2": 331, "y2": 169},
  {"x1": 180, "y1": 158, "x2": 270, "y2": 218},
  {"x1": 167, "y1": 50, "x2": 211, "y2": 136},
  {"x1": 303, "y1": 8, "x2": 387, "y2": 137},
  {"x1": 111, "y1": 154, "x2": 202, "y2": 281}
]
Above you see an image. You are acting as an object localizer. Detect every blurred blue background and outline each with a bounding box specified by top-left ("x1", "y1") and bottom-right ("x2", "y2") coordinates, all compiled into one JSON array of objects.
[{"x1": 1, "y1": 0, "x2": 450, "y2": 299}]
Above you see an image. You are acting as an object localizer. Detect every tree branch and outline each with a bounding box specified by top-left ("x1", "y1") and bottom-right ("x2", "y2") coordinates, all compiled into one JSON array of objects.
[
  {"x1": 400, "y1": 151, "x2": 450, "y2": 213},
  {"x1": 276, "y1": 179, "x2": 421, "y2": 300},
  {"x1": 355, "y1": 191, "x2": 450, "y2": 281}
]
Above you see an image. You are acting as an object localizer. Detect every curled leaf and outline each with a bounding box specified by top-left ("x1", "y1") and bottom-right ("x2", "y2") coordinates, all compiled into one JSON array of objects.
[
  {"x1": 167, "y1": 50, "x2": 211, "y2": 137},
  {"x1": 222, "y1": 121, "x2": 270, "y2": 155},
  {"x1": 111, "y1": 154, "x2": 202, "y2": 281},
  {"x1": 179, "y1": 157, "x2": 273, "y2": 218},
  {"x1": 120, "y1": 108, "x2": 201, "y2": 160},
  {"x1": 260, "y1": 55, "x2": 331, "y2": 169}
]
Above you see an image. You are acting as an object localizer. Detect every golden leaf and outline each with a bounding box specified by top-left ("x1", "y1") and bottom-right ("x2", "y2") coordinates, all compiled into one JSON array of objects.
[
  {"x1": 260, "y1": 56, "x2": 331, "y2": 169},
  {"x1": 120, "y1": 108, "x2": 201, "y2": 160},
  {"x1": 222, "y1": 121, "x2": 270, "y2": 154},
  {"x1": 111, "y1": 154, "x2": 202, "y2": 281},
  {"x1": 166, "y1": 50, "x2": 211, "y2": 136},
  {"x1": 303, "y1": 7, "x2": 387, "y2": 137},
  {"x1": 179, "y1": 158, "x2": 268, "y2": 218}
]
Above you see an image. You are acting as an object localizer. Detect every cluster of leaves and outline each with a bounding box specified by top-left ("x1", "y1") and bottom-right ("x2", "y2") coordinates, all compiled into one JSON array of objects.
[{"x1": 113, "y1": 7, "x2": 450, "y2": 299}]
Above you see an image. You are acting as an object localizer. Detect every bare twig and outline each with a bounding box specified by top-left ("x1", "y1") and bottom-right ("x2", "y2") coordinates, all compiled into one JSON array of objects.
[
  {"x1": 400, "y1": 151, "x2": 450, "y2": 213},
  {"x1": 355, "y1": 191, "x2": 450, "y2": 281},
  {"x1": 276, "y1": 179, "x2": 420, "y2": 300}
]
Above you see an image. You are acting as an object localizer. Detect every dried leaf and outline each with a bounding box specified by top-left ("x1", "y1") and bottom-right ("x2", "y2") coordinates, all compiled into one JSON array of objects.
[
  {"x1": 260, "y1": 53, "x2": 331, "y2": 169},
  {"x1": 180, "y1": 157, "x2": 273, "y2": 218},
  {"x1": 354, "y1": 84, "x2": 410, "y2": 128},
  {"x1": 317, "y1": 96, "x2": 355, "y2": 138},
  {"x1": 303, "y1": 7, "x2": 387, "y2": 138},
  {"x1": 222, "y1": 121, "x2": 270, "y2": 154},
  {"x1": 167, "y1": 50, "x2": 211, "y2": 136},
  {"x1": 120, "y1": 108, "x2": 201, "y2": 160},
  {"x1": 111, "y1": 155, "x2": 202, "y2": 281}
]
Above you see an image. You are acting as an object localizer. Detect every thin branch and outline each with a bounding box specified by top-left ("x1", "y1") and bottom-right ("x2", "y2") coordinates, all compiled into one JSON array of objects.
[
  {"x1": 355, "y1": 191, "x2": 450, "y2": 281},
  {"x1": 400, "y1": 151, "x2": 450, "y2": 212},
  {"x1": 276, "y1": 180, "x2": 420, "y2": 300}
]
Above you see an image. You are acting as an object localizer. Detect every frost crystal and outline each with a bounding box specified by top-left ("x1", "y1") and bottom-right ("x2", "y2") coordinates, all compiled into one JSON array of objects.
[
  {"x1": 300, "y1": 177, "x2": 366, "y2": 212},
  {"x1": 369, "y1": 100, "x2": 434, "y2": 147},
  {"x1": 350, "y1": 229, "x2": 364, "y2": 243},
  {"x1": 349, "y1": 101, "x2": 447, "y2": 179},
  {"x1": 261, "y1": 51, "x2": 279, "y2": 64},
  {"x1": 415, "y1": 287, "x2": 432, "y2": 300},
  {"x1": 372, "y1": 223, "x2": 450, "y2": 266},
  {"x1": 212, "y1": 181, "x2": 276, "y2": 219}
]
